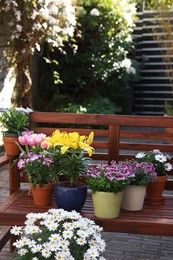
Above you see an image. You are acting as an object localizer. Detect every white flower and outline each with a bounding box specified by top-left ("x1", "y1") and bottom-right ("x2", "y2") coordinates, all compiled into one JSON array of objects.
[
  {"x1": 126, "y1": 66, "x2": 136, "y2": 75},
  {"x1": 164, "y1": 162, "x2": 172, "y2": 171},
  {"x1": 19, "y1": 237, "x2": 30, "y2": 246},
  {"x1": 63, "y1": 230, "x2": 73, "y2": 239},
  {"x1": 60, "y1": 239, "x2": 70, "y2": 248},
  {"x1": 49, "y1": 234, "x2": 62, "y2": 243},
  {"x1": 10, "y1": 225, "x2": 22, "y2": 235},
  {"x1": 42, "y1": 248, "x2": 52, "y2": 258},
  {"x1": 24, "y1": 225, "x2": 40, "y2": 234},
  {"x1": 90, "y1": 8, "x2": 100, "y2": 16},
  {"x1": 121, "y1": 58, "x2": 131, "y2": 69},
  {"x1": 31, "y1": 244, "x2": 42, "y2": 253},
  {"x1": 135, "y1": 152, "x2": 146, "y2": 159},
  {"x1": 76, "y1": 237, "x2": 86, "y2": 245},
  {"x1": 86, "y1": 247, "x2": 99, "y2": 258},
  {"x1": 18, "y1": 248, "x2": 28, "y2": 256},
  {"x1": 153, "y1": 149, "x2": 160, "y2": 154},
  {"x1": 77, "y1": 230, "x2": 88, "y2": 239},
  {"x1": 13, "y1": 239, "x2": 23, "y2": 249},
  {"x1": 47, "y1": 222, "x2": 58, "y2": 231},
  {"x1": 11, "y1": 209, "x2": 106, "y2": 259},
  {"x1": 55, "y1": 251, "x2": 67, "y2": 259},
  {"x1": 63, "y1": 222, "x2": 74, "y2": 230},
  {"x1": 155, "y1": 154, "x2": 167, "y2": 163}
]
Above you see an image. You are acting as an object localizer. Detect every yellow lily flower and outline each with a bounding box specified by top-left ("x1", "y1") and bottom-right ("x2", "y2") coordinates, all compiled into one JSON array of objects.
[{"x1": 43, "y1": 130, "x2": 94, "y2": 155}]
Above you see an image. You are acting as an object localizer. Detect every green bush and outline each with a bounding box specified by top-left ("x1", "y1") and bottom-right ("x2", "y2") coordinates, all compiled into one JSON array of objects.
[
  {"x1": 35, "y1": 0, "x2": 139, "y2": 114},
  {"x1": 60, "y1": 95, "x2": 117, "y2": 114}
]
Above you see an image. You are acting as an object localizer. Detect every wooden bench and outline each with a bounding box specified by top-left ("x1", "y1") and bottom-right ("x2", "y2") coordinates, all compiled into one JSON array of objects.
[{"x1": 1, "y1": 111, "x2": 173, "y2": 250}]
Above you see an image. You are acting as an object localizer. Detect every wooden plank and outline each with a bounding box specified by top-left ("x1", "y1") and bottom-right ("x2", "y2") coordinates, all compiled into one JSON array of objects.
[
  {"x1": 0, "y1": 227, "x2": 11, "y2": 251},
  {"x1": 1, "y1": 191, "x2": 173, "y2": 236}
]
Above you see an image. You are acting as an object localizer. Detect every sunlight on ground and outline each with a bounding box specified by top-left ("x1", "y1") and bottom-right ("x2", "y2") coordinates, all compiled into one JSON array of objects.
[{"x1": 0, "y1": 67, "x2": 16, "y2": 145}]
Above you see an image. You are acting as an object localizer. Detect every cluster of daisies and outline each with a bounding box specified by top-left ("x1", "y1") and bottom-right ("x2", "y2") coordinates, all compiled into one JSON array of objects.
[{"x1": 11, "y1": 209, "x2": 106, "y2": 260}]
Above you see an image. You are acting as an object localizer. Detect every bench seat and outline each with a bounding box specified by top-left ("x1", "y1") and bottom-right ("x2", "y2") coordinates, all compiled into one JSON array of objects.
[{"x1": 1, "y1": 189, "x2": 173, "y2": 236}]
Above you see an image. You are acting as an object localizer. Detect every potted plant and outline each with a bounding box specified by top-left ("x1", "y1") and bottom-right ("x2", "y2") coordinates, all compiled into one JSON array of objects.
[
  {"x1": 85, "y1": 161, "x2": 134, "y2": 218},
  {"x1": 0, "y1": 107, "x2": 33, "y2": 155},
  {"x1": 16, "y1": 131, "x2": 55, "y2": 205},
  {"x1": 41, "y1": 130, "x2": 94, "y2": 211},
  {"x1": 10, "y1": 208, "x2": 106, "y2": 260},
  {"x1": 135, "y1": 149, "x2": 172, "y2": 205},
  {"x1": 121, "y1": 160, "x2": 157, "y2": 211}
]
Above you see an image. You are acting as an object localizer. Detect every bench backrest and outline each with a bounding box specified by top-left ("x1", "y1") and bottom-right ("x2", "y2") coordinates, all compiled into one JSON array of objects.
[{"x1": 12, "y1": 112, "x2": 173, "y2": 192}]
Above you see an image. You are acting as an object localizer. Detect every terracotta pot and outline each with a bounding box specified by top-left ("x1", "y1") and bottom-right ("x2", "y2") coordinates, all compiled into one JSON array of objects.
[
  {"x1": 92, "y1": 191, "x2": 123, "y2": 218},
  {"x1": 121, "y1": 185, "x2": 146, "y2": 211},
  {"x1": 2, "y1": 136, "x2": 20, "y2": 156},
  {"x1": 32, "y1": 183, "x2": 53, "y2": 206},
  {"x1": 145, "y1": 175, "x2": 167, "y2": 205}
]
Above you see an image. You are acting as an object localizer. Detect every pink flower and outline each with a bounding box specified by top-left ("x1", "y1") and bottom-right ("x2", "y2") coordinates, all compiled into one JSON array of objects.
[
  {"x1": 17, "y1": 159, "x2": 25, "y2": 169},
  {"x1": 27, "y1": 133, "x2": 46, "y2": 146},
  {"x1": 40, "y1": 141, "x2": 48, "y2": 149},
  {"x1": 18, "y1": 131, "x2": 33, "y2": 145},
  {"x1": 34, "y1": 133, "x2": 46, "y2": 145}
]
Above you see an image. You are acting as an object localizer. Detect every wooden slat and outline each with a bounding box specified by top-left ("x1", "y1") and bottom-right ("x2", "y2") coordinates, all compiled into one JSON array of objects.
[
  {"x1": 32, "y1": 127, "x2": 108, "y2": 136},
  {"x1": 119, "y1": 143, "x2": 173, "y2": 153},
  {"x1": 1, "y1": 190, "x2": 173, "y2": 236},
  {"x1": 0, "y1": 227, "x2": 11, "y2": 250},
  {"x1": 120, "y1": 130, "x2": 173, "y2": 140}
]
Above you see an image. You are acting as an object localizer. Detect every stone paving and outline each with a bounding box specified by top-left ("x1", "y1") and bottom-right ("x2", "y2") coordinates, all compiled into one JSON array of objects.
[{"x1": 1, "y1": 154, "x2": 173, "y2": 259}]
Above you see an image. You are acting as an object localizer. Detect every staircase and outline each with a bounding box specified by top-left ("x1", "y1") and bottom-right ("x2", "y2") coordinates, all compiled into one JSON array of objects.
[{"x1": 133, "y1": 10, "x2": 173, "y2": 115}]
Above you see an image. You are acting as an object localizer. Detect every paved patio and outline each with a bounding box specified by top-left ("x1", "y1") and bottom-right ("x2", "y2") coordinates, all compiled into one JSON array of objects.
[{"x1": 1, "y1": 151, "x2": 173, "y2": 259}]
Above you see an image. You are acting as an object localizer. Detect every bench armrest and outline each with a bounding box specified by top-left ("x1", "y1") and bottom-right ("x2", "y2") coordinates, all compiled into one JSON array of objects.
[{"x1": 0, "y1": 155, "x2": 12, "y2": 169}]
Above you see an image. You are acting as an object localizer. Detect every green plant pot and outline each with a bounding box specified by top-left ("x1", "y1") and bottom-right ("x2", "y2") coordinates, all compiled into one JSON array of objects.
[{"x1": 92, "y1": 191, "x2": 123, "y2": 218}]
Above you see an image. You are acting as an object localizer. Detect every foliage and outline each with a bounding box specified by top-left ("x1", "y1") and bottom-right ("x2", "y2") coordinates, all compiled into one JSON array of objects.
[
  {"x1": 85, "y1": 161, "x2": 135, "y2": 193},
  {"x1": 0, "y1": 107, "x2": 32, "y2": 135},
  {"x1": 37, "y1": 0, "x2": 139, "y2": 113},
  {"x1": 143, "y1": 0, "x2": 173, "y2": 10},
  {"x1": 0, "y1": 0, "x2": 77, "y2": 107},
  {"x1": 152, "y1": 0, "x2": 173, "y2": 86},
  {"x1": 0, "y1": 0, "x2": 76, "y2": 66},
  {"x1": 125, "y1": 160, "x2": 157, "y2": 185},
  {"x1": 16, "y1": 131, "x2": 54, "y2": 188},
  {"x1": 135, "y1": 149, "x2": 172, "y2": 176},
  {"x1": 60, "y1": 96, "x2": 117, "y2": 114},
  {"x1": 11, "y1": 209, "x2": 106, "y2": 260},
  {"x1": 42, "y1": 130, "x2": 94, "y2": 185},
  {"x1": 164, "y1": 101, "x2": 173, "y2": 116}
]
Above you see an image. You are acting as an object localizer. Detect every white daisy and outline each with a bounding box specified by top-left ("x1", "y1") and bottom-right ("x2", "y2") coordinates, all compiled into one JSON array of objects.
[
  {"x1": 155, "y1": 154, "x2": 167, "y2": 163},
  {"x1": 41, "y1": 248, "x2": 52, "y2": 258},
  {"x1": 63, "y1": 230, "x2": 73, "y2": 239},
  {"x1": 10, "y1": 225, "x2": 23, "y2": 235},
  {"x1": 17, "y1": 248, "x2": 28, "y2": 256},
  {"x1": 164, "y1": 162, "x2": 172, "y2": 171},
  {"x1": 49, "y1": 234, "x2": 61, "y2": 243},
  {"x1": 135, "y1": 152, "x2": 146, "y2": 159}
]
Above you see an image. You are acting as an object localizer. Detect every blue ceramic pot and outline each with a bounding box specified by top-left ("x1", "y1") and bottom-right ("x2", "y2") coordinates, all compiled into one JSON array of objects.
[{"x1": 54, "y1": 181, "x2": 87, "y2": 212}]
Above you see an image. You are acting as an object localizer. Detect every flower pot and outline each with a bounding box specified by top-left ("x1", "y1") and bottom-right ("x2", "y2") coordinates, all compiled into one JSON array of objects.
[
  {"x1": 121, "y1": 185, "x2": 146, "y2": 211},
  {"x1": 92, "y1": 191, "x2": 123, "y2": 218},
  {"x1": 145, "y1": 175, "x2": 167, "y2": 205},
  {"x1": 32, "y1": 183, "x2": 53, "y2": 206},
  {"x1": 2, "y1": 136, "x2": 20, "y2": 156},
  {"x1": 54, "y1": 181, "x2": 87, "y2": 212}
]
